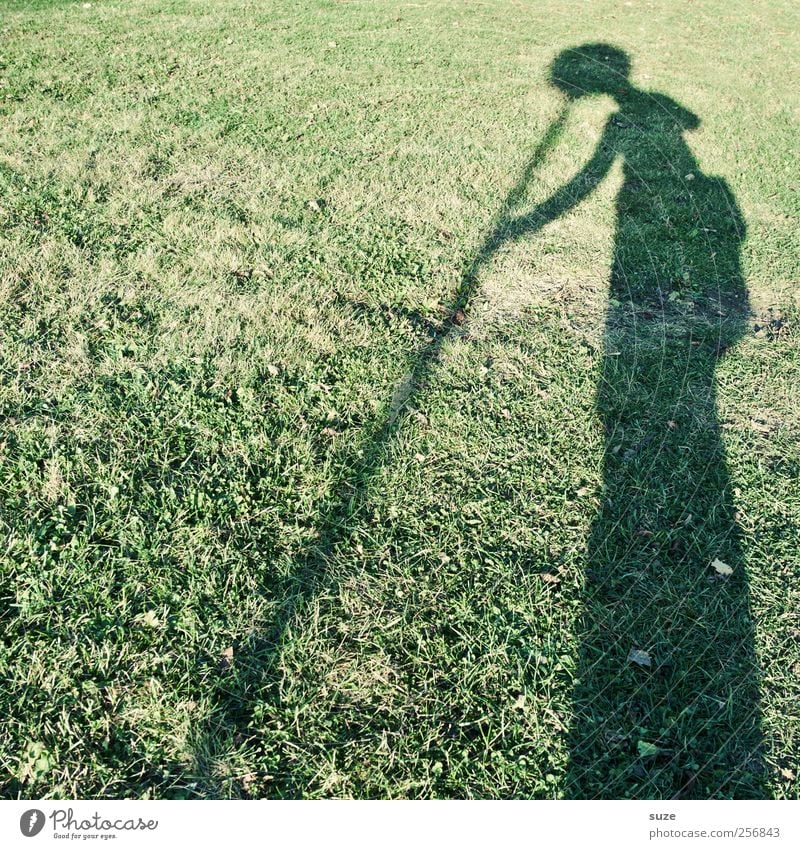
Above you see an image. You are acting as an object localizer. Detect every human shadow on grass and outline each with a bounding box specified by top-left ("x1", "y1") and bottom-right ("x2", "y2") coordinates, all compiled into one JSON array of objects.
[
  {"x1": 539, "y1": 45, "x2": 763, "y2": 799},
  {"x1": 190, "y1": 44, "x2": 764, "y2": 799}
]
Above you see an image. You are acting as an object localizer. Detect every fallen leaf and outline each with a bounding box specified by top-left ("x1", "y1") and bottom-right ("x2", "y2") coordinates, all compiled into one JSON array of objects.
[
  {"x1": 139, "y1": 610, "x2": 161, "y2": 629},
  {"x1": 539, "y1": 572, "x2": 560, "y2": 585},
  {"x1": 711, "y1": 558, "x2": 733, "y2": 576},
  {"x1": 19, "y1": 742, "x2": 54, "y2": 783},
  {"x1": 628, "y1": 648, "x2": 652, "y2": 668},
  {"x1": 232, "y1": 267, "x2": 253, "y2": 282},
  {"x1": 780, "y1": 767, "x2": 795, "y2": 780},
  {"x1": 387, "y1": 372, "x2": 415, "y2": 424},
  {"x1": 219, "y1": 646, "x2": 234, "y2": 670},
  {"x1": 604, "y1": 729, "x2": 628, "y2": 745},
  {"x1": 637, "y1": 740, "x2": 663, "y2": 758}
]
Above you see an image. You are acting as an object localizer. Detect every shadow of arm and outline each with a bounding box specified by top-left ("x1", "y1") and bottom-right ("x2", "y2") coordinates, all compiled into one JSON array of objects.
[{"x1": 496, "y1": 129, "x2": 616, "y2": 249}]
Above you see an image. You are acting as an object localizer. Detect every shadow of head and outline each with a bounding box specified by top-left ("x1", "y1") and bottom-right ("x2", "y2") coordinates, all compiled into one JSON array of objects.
[
  {"x1": 550, "y1": 43, "x2": 702, "y2": 132},
  {"x1": 550, "y1": 43, "x2": 631, "y2": 99}
]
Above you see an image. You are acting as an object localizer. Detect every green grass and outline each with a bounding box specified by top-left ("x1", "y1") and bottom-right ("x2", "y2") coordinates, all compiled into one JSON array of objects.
[{"x1": 1, "y1": 0, "x2": 798, "y2": 799}]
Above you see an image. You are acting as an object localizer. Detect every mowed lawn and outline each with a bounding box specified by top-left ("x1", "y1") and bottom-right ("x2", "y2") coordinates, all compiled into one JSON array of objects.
[{"x1": 1, "y1": 0, "x2": 798, "y2": 799}]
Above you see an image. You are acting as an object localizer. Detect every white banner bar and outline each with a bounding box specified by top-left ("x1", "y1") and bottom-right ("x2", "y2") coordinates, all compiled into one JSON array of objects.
[{"x1": 1, "y1": 800, "x2": 798, "y2": 849}]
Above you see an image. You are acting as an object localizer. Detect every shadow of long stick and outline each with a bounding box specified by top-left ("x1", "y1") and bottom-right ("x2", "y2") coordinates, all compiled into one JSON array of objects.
[
  {"x1": 271, "y1": 105, "x2": 569, "y2": 636},
  {"x1": 194, "y1": 104, "x2": 571, "y2": 790}
]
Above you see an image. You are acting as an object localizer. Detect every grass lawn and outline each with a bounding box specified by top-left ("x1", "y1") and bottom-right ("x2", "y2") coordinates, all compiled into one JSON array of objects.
[{"x1": 1, "y1": 0, "x2": 798, "y2": 799}]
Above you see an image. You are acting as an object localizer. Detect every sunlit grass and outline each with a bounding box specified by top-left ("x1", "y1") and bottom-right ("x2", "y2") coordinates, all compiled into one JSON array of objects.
[{"x1": 0, "y1": 0, "x2": 798, "y2": 798}]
